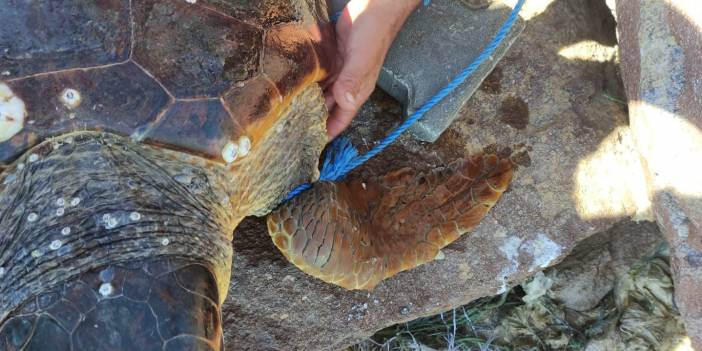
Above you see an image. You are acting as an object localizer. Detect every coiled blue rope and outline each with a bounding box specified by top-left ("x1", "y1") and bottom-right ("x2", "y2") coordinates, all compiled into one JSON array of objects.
[{"x1": 285, "y1": 0, "x2": 525, "y2": 201}]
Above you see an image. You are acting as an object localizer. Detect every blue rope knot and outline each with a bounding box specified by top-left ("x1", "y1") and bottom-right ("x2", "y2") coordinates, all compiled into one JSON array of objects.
[{"x1": 285, "y1": 0, "x2": 525, "y2": 202}]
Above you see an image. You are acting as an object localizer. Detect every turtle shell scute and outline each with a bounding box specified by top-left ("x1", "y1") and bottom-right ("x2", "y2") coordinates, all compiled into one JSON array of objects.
[
  {"x1": 143, "y1": 100, "x2": 241, "y2": 160},
  {"x1": 24, "y1": 315, "x2": 71, "y2": 351},
  {"x1": 0, "y1": 62, "x2": 171, "y2": 166},
  {"x1": 73, "y1": 298, "x2": 163, "y2": 350},
  {"x1": 0, "y1": 0, "x2": 130, "y2": 79},
  {"x1": 148, "y1": 272, "x2": 220, "y2": 342},
  {"x1": 131, "y1": 0, "x2": 263, "y2": 98},
  {"x1": 0, "y1": 315, "x2": 35, "y2": 350},
  {"x1": 197, "y1": 0, "x2": 300, "y2": 27},
  {"x1": 262, "y1": 23, "x2": 320, "y2": 98}
]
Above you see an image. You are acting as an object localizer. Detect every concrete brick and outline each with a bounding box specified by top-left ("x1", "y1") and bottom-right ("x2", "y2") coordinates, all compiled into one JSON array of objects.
[{"x1": 378, "y1": 0, "x2": 524, "y2": 142}]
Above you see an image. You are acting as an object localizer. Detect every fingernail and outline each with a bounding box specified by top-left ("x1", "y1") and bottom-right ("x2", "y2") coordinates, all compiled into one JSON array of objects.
[{"x1": 344, "y1": 92, "x2": 355, "y2": 105}]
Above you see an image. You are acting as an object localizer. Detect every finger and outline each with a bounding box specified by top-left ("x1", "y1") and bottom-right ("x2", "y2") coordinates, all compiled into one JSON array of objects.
[
  {"x1": 331, "y1": 69, "x2": 363, "y2": 110},
  {"x1": 331, "y1": 24, "x2": 387, "y2": 114},
  {"x1": 324, "y1": 62, "x2": 377, "y2": 139},
  {"x1": 327, "y1": 104, "x2": 358, "y2": 139}
]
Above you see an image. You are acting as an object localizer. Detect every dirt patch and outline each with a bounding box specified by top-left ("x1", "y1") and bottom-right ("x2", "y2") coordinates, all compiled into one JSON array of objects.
[
  {"x1": 499, "y1": 96, "x2": 529, "y2": 130},
  {"x1": 480, "y1": 67, "x2": 503, "y2": 94}
]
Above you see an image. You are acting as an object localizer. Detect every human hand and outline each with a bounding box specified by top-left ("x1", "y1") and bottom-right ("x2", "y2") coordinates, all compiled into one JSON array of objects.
[{"x1": 325, "y1": 0, "x2": 421, "y2": 139}]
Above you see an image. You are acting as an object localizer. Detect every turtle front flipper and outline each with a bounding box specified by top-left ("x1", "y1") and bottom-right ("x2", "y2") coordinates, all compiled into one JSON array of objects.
[{"x1": 267, "y1": 154, "x2": 514, "y2": 290}]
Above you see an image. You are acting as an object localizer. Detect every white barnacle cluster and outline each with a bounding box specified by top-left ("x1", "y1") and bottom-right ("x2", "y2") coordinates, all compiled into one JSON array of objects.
[
  {"x1": 59, "y1": 88, "x2": 81, "y2": 109},
  {"x1": 54, "y1": 198, "x2": 67, "y2": 217},
  {"x1": 70, "y1": 197, "x2": 81, "y2": 206},
  {"x1": 102, "y1": 213, "x2": 119, "y2": 229},
  {"x1": 27, "y1": 153, "x2": 38, "y2": 163},
  {"x1": 61, "y1": 227, "x2": 71, "y2": 236},
  {"x1": 238, "y1": 135, "x2": 251, "y2": 156},
  {"x1": 129, "y1": 211, "x2": 141, "y2": 221},
  {"x1": 221, "y1": 135, "x2": 252, "y2": 164},
  {"x1": 49, "y1": 239, "x2": 62, "y2": 251},
  {"x1": 98, "y1": 282, "x2": 114, "y2": 297},
  {"x1": 0, "y1": 83, "x2": 26, "y2": 143},
  {"x1": 221, "y1": 142, "x2": 238, "y2": 164},
  {"x1": 27, "y1": 212, "x2": 38, "y2": 222}
]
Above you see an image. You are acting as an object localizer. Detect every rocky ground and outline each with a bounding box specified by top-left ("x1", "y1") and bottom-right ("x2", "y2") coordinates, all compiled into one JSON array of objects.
[
  {"x1": 221, "y1": 0, "x2": 695, "y2": 349},
  {"x1": 353, "y1": 221, "x2": 689, "y2": 350}
]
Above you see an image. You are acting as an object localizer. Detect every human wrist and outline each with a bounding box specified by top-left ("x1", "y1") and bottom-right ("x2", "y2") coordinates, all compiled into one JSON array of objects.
[
  {"x1": 377, "y1": 0, "x2": 421, "y2": 30},
  {"x1": 366, "y1": 0, "x2": 421, "y2": 17},
  {"x1": 399, "y1": 0, "x2": 423, "y2": 16}
]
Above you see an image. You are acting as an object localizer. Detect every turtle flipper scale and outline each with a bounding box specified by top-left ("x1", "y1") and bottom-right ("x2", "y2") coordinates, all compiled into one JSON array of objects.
[{"x1": 267, "y1": 154, "x2": 514, "y2": 290}]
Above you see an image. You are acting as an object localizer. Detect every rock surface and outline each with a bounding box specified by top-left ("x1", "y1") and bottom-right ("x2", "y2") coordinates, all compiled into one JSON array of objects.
[
  {"x1": 548, "y1": 220, "x2": 663, "y2": 311},
  {"x1": 222, "y1": 0, "x2": 653, "y2": 349},
  {"x1": 615, "y1": 1, "x2": 702, "y2": 348}
]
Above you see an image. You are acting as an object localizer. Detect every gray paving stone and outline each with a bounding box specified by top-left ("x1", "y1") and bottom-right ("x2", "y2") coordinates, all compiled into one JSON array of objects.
[{"x1": 379, "y1": 0, "x2": 525, "y2": 142}]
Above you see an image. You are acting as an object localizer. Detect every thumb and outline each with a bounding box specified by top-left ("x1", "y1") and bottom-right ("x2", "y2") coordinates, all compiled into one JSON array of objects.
[
  {"x1": 325, "y1": 66, "x2": 366, "y2": 139},
  {"x1": 332, "y1": 69, "x2": 363, "y2": 112}
]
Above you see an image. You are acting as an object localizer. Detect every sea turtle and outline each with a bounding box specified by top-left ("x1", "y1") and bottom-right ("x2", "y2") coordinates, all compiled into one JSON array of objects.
[{"x1": 0, "y1": 1, "x2": 512, "y2": 350}]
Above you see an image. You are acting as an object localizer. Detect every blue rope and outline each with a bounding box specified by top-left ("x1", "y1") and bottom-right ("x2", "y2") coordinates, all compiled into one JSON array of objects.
[{"x1": 285, "y1": 0, "x2": 525, "y2": 201}]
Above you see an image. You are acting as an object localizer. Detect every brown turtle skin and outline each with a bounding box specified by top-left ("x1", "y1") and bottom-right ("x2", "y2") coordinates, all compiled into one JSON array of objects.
[{"x1": 0, "y1": 1, "x2": 335, "y2": 350}]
